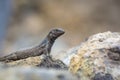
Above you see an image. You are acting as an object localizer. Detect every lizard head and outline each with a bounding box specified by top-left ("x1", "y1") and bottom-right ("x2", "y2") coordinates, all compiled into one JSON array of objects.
[{"x1": 48, "y1": 28, "x2": 65, "y2": 40}]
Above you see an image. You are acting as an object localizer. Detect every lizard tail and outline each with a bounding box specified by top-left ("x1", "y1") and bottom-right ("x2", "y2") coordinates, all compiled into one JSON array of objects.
[{"x1": 0, "y1": 53, "x2": 17, "y2": 62}]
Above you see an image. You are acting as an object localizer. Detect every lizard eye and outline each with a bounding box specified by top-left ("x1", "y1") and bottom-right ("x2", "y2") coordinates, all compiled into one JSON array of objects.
[{"x1": 53, "y1": 29, "x2": 58, "y2": 33}]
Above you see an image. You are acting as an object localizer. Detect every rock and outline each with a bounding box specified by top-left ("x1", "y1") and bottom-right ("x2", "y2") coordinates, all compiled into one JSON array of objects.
[
  {"x1": 69, "y1": 31, "x2": 120, "y2": 80},
  {"x1": 93, "y1": 73, "x2": 114, "y2": 80},
  {"x1": 2, "y1": 31, "x2": 120, "y2": 80},
  {"x1": 7, "y1": 56, "x2": 41, "y2": 66},
  {"x1": 63, "y1": 46, "x2": 80, "y2": 66},
  {"x1": 0, "y1": 63, "x2": 79, "y2": 80},
  {"x1": 7, "y1": 55, "x2": 68, "y2": 70},
  {"x1": 37, "y1": 55, "x2": 68, "y2": 70}
]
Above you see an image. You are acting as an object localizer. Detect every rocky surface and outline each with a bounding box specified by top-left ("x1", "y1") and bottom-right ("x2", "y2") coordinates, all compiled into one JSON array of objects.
[
  {"x1": 6, "y1": 55, "x2": 68, "y2": 70},
  {"x1": 37, "y1": 55, "x2": 68, "y2": 70},
  {"x1": 7, "y1": 56, "x2": 41, "y2": 66},
  {"x1": 69, "y1": 31, "x2": 120, "y2": 80},
  {"x1": 0, "y1": 63, "x2": 79, "y2": 80},
  {"x1": 1, "y1": 31, "x2": 120, "y2": 80}
]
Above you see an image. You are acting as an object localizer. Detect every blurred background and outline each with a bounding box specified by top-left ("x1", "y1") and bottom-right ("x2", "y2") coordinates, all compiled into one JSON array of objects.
[{"x1": 1, "y1": 0, "x2": 120, "y2": 57}]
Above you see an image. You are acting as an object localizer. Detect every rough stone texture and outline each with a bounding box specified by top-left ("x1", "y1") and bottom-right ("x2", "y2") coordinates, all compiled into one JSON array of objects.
[
  {"x1": 93, "y1": 73, "x2": 114, "y2": 80},
  {"x1": 63, "y1": 46, "x2": 80, "y2": 66},
  {"x1": 0, "y1": 63, "x2": 79, "y2": 80},
  {"x1": 6, "y1": 55, "x2": 68, "y2": 70},
  {"x1": 37, "y1": 55, "x2": 68, "y2": 70},
  {"x1": 1, "y1": 31, "x2": 120, "y2": 80},
  {"x1": 7, "y1": 56, "x2": 41, "y2": 66},
  {"x1": 69, "y1": 31, "x2": 120, "y2": 80}
]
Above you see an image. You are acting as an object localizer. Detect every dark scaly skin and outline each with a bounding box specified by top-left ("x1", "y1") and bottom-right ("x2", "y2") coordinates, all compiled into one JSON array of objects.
[{"x1": 0, "y1": 28, "x2": 65, "y2": 62}]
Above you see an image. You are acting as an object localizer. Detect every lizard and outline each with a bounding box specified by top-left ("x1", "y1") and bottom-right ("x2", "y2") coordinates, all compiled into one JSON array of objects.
[{"x1": 0, "y1": 28, "x2": 65, "y2": 62}]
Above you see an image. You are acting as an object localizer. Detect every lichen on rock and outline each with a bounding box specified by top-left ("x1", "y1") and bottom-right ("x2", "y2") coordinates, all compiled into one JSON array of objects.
[{"x1": 69, "y1": 31, "x2": 120, "y2": 80}]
